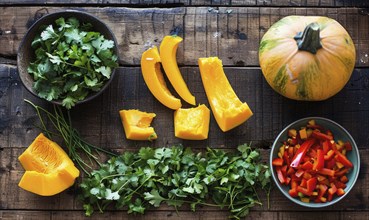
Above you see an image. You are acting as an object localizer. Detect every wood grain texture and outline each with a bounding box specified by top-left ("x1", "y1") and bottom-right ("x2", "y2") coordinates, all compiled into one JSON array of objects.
[
  {"x1": 1, "y1": 63, "x2": 368, "y2": 215},
  {"x1": 1, "y1": 7, "x2": 369, "y2": 67},
  {"x1": 0, "y1": 0, "x2": 369, "y2": 6},
  {"x1": 1, "y1": 64, "x2": 369, "y2": 151}
]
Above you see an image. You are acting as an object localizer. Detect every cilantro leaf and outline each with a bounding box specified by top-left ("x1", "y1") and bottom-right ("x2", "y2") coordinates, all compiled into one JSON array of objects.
[
  {"x1": 105, "y1": 189, "x2": 120, "y2": 200},
  {"x1": 62, "y1": 96, "x2": 77, "y2": 109},
  {"x1": 46, "y1": 53, "x2": 63, "y2": 65},
  {"x1": 41, "y1": 25, "x2": 57, "y2": 41},
  {"x1": 144, "y1": 189, "x2": 165, "y2": 207},
  {"x1": 95, "y1": 66, "x2": 111, "y2": 79}
]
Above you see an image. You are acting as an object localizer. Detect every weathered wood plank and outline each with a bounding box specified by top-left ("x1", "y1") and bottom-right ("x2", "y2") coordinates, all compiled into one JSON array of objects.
[
  {"x1": 1, "y1": 64, "x2": 369, "y2": 151},
  {"x1": 0, "y1": 0, "x2": 369, "y2": 7},
  {"x1": 2, "y1": 210, "x2": 368, "y2": 220},
  {"x1": 1, "y1": 167, "x2": 368, "y2": 211},
  {"x1": 0, "y1": 210, "x2": 278, "y2": 220},
  {"x1": 0, "y1": 211, "x2": 50, "y2": 219},
  {"x1": 1, "y1": 7, "x2": 369, "y2": 67}
]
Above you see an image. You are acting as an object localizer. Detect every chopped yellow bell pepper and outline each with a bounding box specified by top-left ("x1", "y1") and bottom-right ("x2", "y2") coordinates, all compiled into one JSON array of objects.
[
  {"x1": 141, "y1": 46, "x2": 182, "y2": 110},
  {"x1": 198, "y1": 57, "x2": 253, "y2": 132},
  {"x1": 174, "y1": 104, "x2": 210, "y2": 140},
  {"x1": 119, "y1": 109, "x2": 157, "y2": 141},
  {"x1": 160, "y1": 35, "x2": 196, "y2": 106}
]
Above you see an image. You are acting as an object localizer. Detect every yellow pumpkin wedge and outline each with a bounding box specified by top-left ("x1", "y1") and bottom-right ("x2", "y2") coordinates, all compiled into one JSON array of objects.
[
  {"x1": 141, "y1": 46, "x2": 182, "y2": 110},
  {"x1": 198, "y1": 57, "x2": 253, "y2": 132},
  {"x1": 174, "y1": 104, "x2": 210, "y2": 140},
  {"x1": 160, "y1": 35, "x2": 196, "y2": 106},
  {"x1": 259, "y1": 16, "x2": 356, "y2": 101},
  {"x1": 18, "y1": 133, "x2": 80, "y2": 196},
  {"x1": 119, "y1": 109, "x2": 157, "y2": 140}
]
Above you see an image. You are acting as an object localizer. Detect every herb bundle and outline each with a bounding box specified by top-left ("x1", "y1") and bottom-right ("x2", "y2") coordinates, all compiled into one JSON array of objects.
[
  {"x1": 79, "y1": 144, "x2": 271, "y2": 219},
  {"x1": 27, "y1": 17, "x2": 118, "y2": 109}
]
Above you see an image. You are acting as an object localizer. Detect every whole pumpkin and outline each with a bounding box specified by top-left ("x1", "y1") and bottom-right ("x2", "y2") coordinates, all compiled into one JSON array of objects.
[{"x1": 259, "y1": 16, "x2": 356, "y2": 101}]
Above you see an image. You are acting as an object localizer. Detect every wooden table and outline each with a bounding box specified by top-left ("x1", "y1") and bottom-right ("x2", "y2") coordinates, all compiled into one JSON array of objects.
[{"x1": 1, "y1": 1, "x2": 369, "y2": 219}]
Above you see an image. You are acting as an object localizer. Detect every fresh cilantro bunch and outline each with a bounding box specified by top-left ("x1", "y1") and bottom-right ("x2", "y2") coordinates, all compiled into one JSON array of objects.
[
  {"x1": 27, "y1": 17, "x2": 118, "y2": 109},
  {"x1": 79, "y1": 144, "x2": 271, "y2": 219}
]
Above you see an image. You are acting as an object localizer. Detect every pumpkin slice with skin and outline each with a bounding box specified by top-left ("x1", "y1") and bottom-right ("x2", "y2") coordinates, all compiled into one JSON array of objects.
[
  {"x1": 141, "y1": 46, "x2": 182, "y2": 110},
  {"x1": 119, "y1": 109, "x2": 157, "y2": 141},
  {"x1": 18, "y1": 133, "x2": 80, "y2": 196},
  {"x1": 174, "y1": 104, "x2": 210, "y2": 140},
  {"x1": 198, "y1": 57, "x2": 253, "y2": 132},
  {"x1": 160, "y1": 35, "x2": 196, "y2": 106}
]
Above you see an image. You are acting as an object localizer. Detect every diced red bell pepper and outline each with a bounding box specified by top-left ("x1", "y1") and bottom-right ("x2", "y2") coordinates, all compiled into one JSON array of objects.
[
  {"x1": 303, "y1": 172, "x2": 312, "y2": 180},
  {"x1": 322, "y1": 140, "x2": 330, "y2": 154},
  {"x1": 301, "y1": 161, "x2": 313, "y2": 170},
  {"x1": 311, "y1": 130, "x2": 333, "y2": 141},
  {"x1": 334, "y1": 180, "x2": 347, "y2": 189},
  {"x1": 335, "y1": 153, "x2": 353, "y2": 168},
  {"x1": 325, "y1": 159, "x2": 336, "y2": 170},
  {"x1": 307, "y1": 177, "x2": 317, "y2": 193},
  {"x1": 337, "y1": 188, "x2": 345, "y2": 196},
  {"x1": 290, "y1": 138, "x2": 315, "y2": 167},
  {"x1": 317, "y1": 168, "x2": 335, "y2": 177},
  {"x1": 281, "y1": 165, "x2": 288, "y2": 177},
  {"x1": 295, "y1": 169, "x2": 305, "y2": 178},
  {"x1": 287, "y1": 167, "x2": 295, "y2": 175},
  {"x1": 291, "y1": 180, "x2": 298, "y2": 190},
  {"x1": 276, "y1": 167, "x2": 286, "y2": 184},
  {"x1": 272, "y1": 157, "x2": 284, "y2": 166},
  {"x1": 340, "y1": 175, "x2": 348, "y2": 183},
  {"x1": 289, "y1": 188, "x2": 298, "y2": 197},
  {"x1": 300, "y1": 178, "x2": 307, "y2": 187},
  {"x1": 297, "y1": 185, "x2": 312, "y2": 196},
  {"x1": 335, "y1": 168, "x2": 348, "y2": 177},
  {"x1": 313, "y1": 149, "x2": 324, "y2": 171}
]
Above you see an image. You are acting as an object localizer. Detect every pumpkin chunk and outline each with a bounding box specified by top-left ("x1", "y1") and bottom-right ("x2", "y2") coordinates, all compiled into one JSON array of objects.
[
  {"x1": 18, "y1": 133, "x2": 80, "y2": 196},
  {"x1": 198, "y1": 57, "x2": 253, "y2": 132},
  {"x1": 119, "y1": 109, "x2": 157, "y2": 141},
  {"x1": 174, "y1": 104, "x2": 210, "y2": 140}
]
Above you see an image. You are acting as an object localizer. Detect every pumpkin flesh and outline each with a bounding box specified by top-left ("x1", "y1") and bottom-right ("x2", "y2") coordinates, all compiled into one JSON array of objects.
[
  {"x1": 119, "y1": 109, "x2": 157, "y2": 141},
  {"x1": 198, "y1": 57, "x2": 253, "y2": 132},
  {"x1": 160, "y1": 35, "x2": 196, "y2": 106},
  {"x1": 18, "y1": 133, "x2": 80, "y2": 196},
  {"x1": 141, "y1": 46, "x2": 182, "y2": 110},
  {"x1": 174, "y1": 104, "x2": 210, "y2": 140}
]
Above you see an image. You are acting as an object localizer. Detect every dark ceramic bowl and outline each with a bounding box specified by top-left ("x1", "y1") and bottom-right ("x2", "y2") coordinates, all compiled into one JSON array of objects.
[
  {"x1": 270, "y1": 117, "x2": 360, "y2": 208},
  {"x1": 17, "y1": 10, "x2": 119, "y2": 106}
]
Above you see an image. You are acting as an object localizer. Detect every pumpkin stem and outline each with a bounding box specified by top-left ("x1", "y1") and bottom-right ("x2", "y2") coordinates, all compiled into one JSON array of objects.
[{"x1": 294, "y1": 22, "x2": 322, "y2": 54}]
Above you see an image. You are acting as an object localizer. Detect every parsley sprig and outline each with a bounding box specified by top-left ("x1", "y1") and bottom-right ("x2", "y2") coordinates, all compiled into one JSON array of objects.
[
  {"x1": 79, "y1": 145, "x2": 271, "y2": 219},
  {"x1": 27, "y1": 17, "x2": 118, "y2": 109}
]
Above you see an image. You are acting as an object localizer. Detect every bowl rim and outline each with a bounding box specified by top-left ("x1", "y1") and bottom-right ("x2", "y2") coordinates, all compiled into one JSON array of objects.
[
  {"x1": 17, "y1": 9, "x2": 119, "y2": 106},
  {"x1": 269, "y1": 116, "x2": 361, "y2": 208}
]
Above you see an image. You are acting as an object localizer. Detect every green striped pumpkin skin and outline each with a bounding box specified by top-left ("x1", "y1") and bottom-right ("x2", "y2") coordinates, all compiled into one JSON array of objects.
[{"x1": 259, "y1": 16, "x2": 356, "y2": 101}]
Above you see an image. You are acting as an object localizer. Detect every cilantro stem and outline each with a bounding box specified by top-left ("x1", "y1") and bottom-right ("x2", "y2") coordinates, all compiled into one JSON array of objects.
[{"x1": 24, "y1": 99, "x2": 117, "y2": 176}]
